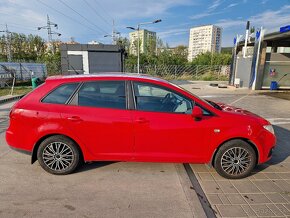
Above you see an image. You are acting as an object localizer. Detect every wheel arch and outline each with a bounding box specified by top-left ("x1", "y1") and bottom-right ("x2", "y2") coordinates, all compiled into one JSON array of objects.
[
  {"x1": 31, "y1": 133, "x2": 84, "y2": 164},
  {"x1": 210, "y1": 137, "x2": 259, "y2": 167}
]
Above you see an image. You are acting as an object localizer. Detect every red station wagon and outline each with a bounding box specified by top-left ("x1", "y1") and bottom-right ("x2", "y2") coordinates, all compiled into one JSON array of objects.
[{"x1": 6, "y1": 74, "x2": 276, "y2": 179}]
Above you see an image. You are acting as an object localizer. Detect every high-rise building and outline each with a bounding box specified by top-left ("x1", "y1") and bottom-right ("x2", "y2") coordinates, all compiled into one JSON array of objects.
[
  {"x1": 187, "y1": 25, "x2": 222, "y2": 62},
  {"x1": 129, "y1": 29, "x2": 156, "y2": 55}
]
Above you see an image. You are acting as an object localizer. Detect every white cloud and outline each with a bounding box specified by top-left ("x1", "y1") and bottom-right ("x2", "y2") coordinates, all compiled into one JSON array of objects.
[
  {"x1": 190, "y1": 11, "x2": 221, "y2": 20},
  {"x1": 0, "y1": 0, "x2": 194, "y2": 43},
  {"x1": 99, "y1": 0, "x2": 194, "y2": 20},
  {"x1": 158, "y1": 28, "x2": 189, "y2": 38},
  {"x1": 216, "y1": 5, "x2": 290, "y2": 31},
  {"x1": 226, "y1": 3, "x2": 238, "y2": 9},
  {"x1": 208, "y1": 0, "x2": 224, "y2": 11}
]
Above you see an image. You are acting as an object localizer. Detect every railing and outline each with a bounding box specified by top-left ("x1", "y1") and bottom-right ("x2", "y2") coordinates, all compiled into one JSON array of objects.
[
  {"x1": 125, "y1": 64, "x2": 230, "y2": 81},
  {"x1": 0, "y1": 62, "x2": 47, "y2": 81}
]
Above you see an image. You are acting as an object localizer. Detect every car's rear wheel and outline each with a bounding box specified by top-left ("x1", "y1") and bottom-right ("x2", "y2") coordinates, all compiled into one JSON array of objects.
[
  {"x1": 214, "y1": 139, "x2": 256, "y2": 179},
  {"x1": 37, "y1": 135, "x2": 80, "y2": 175}
]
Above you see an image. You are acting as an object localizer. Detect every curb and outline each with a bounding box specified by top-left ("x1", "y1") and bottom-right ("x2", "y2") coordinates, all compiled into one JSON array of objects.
[{"x1": 0, "y1": 95, "x2": 25, "y2": 105}]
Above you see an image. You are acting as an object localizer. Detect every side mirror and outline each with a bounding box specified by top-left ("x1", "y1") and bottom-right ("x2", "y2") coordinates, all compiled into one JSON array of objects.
[{"x1": 192, "y1": 106, "x2": 203, "y2": 120}]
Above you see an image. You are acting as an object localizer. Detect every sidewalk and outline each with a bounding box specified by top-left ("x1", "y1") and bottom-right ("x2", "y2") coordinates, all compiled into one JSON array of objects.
[
  {"x1": 178, "y1": 82, "x2": 290, "y2": 217},
  {"x1": 0, "y1": 94, "x2": 24, "y2": 104}
]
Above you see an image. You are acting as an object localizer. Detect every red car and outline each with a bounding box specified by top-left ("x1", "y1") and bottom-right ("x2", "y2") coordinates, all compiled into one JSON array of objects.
[{"x1": 6, "y1": 74, "x2": 276, "y2": 179}]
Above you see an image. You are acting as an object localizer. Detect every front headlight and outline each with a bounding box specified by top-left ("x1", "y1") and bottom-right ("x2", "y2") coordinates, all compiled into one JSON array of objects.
[{"x1": 263, "y1": 125, "x2": 275, "y2": 135}]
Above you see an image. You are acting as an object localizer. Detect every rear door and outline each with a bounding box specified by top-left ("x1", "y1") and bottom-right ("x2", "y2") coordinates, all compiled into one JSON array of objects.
[{"x1": 60, "y1": 80, "x2": 134, "y2": 161}]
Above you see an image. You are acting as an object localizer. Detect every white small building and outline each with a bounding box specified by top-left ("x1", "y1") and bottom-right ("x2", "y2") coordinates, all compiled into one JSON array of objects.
[{"x1": 188, "y1": 25, "x2": 222, "y2": 62}]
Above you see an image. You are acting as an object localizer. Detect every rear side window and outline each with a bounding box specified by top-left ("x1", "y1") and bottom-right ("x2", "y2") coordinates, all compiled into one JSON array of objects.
[
  {"x1": 78, "y1": 81, "x2": 126, "y2": 109},
  {"x1": 42, "y1": 83, "x2": 79, "y2": 104}
]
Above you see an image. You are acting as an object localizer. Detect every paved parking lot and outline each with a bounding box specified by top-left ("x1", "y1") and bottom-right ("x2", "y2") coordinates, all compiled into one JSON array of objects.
[
  {"x1": 0, "y1": 102, "x2": 205, "y2": 218},
  {"x1": 181, "y1": 81, "x2": 290, "y2": 217},
  {"x1": 1, "y1": 81, "x2": 290, "y2": 217}
]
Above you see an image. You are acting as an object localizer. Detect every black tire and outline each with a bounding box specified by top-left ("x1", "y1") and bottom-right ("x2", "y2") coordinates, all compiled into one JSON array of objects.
[
  {"x1": 214, "y1": 139, "x2": 256, "y2": 179},
  {"x1": 37, "y1": 135, "x2": 80, "y2": 175}
]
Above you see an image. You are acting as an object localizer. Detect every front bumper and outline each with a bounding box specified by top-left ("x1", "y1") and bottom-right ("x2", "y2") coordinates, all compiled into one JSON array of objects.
[{"x1": 256, "y1": 129, "x2": 276, "y2": 164}]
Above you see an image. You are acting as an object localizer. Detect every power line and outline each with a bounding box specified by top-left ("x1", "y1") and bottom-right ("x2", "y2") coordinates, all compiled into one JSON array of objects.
[
  {"x1": 35, "y1": 0, "x2": 102, "y2": 35},
  {"x1": 38, "y1": 15, "x2": 61, "y2": 53},
  {"x1": 0, "y1": 23, "x2": 37, "y2": 32},
  {"x1": 58, "y1": 0, "x2": 109, "y2": 34},
  {"x1": 93, "y1": 0, "x2": 114, "y2": 21},
  {"x1": 38, "y1": 15, "x2": 61, "y2": 41},
  {"x1": 82, "y1": 0, "x2": 111, "y2": 26}
]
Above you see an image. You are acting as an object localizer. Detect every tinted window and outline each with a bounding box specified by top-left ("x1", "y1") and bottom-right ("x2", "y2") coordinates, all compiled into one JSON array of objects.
[
  {"x1": 42, "y1": 83, "x2": 79, "y2": 104},
  {"x1": 78, "y1": 81, "x2": 126, "y2": 109},
  {"x1": 133, "y1": 82, "x2": 192, "y2": 113}
]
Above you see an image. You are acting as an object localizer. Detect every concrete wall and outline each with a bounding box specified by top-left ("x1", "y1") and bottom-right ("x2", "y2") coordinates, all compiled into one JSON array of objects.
[{"x1": 235, "y1": 54, "x2": 253, "y2": 88}]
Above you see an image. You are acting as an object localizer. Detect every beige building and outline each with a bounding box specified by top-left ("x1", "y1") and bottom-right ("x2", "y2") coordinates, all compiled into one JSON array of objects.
[
  {"x1": 129, "y1": 29, "x2": 156, "y2": 55},
  {"x1": 188, "y1": 25, "x2": 222, "y2": 61}
]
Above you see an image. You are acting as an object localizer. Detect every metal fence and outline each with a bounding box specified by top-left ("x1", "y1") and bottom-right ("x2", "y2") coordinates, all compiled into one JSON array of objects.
[
  {"x1": 0, "y1": 62, "x2": 47, "y2": 81},
  {"x1": 125, "y1": 64, "x2": 230, "y2": 80}
]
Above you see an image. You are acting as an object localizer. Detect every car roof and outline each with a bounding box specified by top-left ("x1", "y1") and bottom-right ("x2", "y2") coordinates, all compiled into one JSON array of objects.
[{"x1": 46, "y1": 72, "x2": 170, "y2": 84}]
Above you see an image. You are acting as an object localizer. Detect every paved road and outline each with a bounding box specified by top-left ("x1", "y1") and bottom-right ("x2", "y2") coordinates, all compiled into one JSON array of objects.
[{"x1": 0, "y1": 101, "x2": 205, "y2": 218}]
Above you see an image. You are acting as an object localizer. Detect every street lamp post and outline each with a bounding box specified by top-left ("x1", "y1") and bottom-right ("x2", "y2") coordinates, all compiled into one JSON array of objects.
[{"x1": 127, "y1": 19, "x2": 161, "y2": 74}]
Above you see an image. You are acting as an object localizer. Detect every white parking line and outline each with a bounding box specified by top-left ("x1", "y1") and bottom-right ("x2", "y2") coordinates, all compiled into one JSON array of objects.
[
  {"x1": 229, "y1": 93, "x2": 252, "y2": 105},
  {"x1": 266, "y1": 118, "x2": 290, "y2": 125}
]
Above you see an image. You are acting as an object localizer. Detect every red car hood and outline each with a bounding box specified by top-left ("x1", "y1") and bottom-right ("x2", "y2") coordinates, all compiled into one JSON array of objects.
[{"x1": 215, "y1": 102, "x2": 262, "y2": 118}]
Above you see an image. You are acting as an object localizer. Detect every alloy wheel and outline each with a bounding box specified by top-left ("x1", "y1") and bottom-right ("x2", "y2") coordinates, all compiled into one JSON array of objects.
[
  {"x1": 42, "y1": 142, "x2": 75, "y2": 172},
  {"x1": 221, "y1": 147, "x2": 251, "y2": 176}
]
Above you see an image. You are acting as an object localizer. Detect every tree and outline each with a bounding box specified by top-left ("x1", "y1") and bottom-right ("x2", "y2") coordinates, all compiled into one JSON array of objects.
[
  {"x1": 191, "y1": 52, "x2": 231, "y2": 65},
  {"x1": 116, "y1": 37, "x2": 130, "y2": 52},
  {"x1": 250, "y1": 26, "x2": 255, "y2": 34},
  {"x1": 39, "y1": 51, "x2": 61, "y2": 75}
]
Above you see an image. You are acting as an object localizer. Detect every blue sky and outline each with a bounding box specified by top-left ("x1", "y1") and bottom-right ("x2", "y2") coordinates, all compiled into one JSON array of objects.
[{"x1": 0, "y1": 0, "x2": 290, "y2": 47}]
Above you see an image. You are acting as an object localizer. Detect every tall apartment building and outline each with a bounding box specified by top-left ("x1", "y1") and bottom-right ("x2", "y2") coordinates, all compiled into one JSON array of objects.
[
  {"x1": 129, "y1": 29, "x2": 156, "y2": 55},
  {"x1": 187, "y1": 25, "x2": 222, "y2": 62}
]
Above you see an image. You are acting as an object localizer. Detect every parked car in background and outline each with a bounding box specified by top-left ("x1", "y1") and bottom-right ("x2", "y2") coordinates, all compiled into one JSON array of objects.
[{"x1": 6, "y1": 73, "x2": 276, "y2": 179}]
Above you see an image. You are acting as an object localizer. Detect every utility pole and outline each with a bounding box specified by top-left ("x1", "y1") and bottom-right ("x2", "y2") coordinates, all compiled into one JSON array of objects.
[
  {"x1": 0, "y1": 24, "x2": 12, "y2": 62},
  {"x1": 104, "y1": 19, "x2": 120, "y2": 45},
  {"x1": 38, "y1": 15, "x2": 61, "y2": 53},
  {"x1": 243, "y1": 21, "x2": 250, "y2": 58}
]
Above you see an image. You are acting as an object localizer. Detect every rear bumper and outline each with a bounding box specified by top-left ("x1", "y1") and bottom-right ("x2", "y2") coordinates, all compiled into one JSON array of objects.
[{"x1": 6, "y1": 127, "x2": 34, "y2": 152}]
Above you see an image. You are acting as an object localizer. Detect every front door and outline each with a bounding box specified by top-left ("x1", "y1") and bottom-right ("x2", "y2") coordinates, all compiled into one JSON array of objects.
[{"x1": 132, "y1": 81, "x2": 213, "y2": 163}]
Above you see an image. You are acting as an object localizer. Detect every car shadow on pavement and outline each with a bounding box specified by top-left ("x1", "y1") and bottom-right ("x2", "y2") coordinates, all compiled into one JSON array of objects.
[
  {"x1": 254, "y1": 125, "x2": 290, "y2": 173},
  {"x1": 75, "y1": 161, "x2": 117, "y2": 173}
]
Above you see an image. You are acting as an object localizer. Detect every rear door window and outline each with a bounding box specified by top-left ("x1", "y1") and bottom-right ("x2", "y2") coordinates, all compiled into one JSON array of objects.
[
  {"x1": 42, "y1": 83, "x2": 79, "y2": 104},
  {"x1": 78, "y1": 81, "x2": 126, "y2": 109}
]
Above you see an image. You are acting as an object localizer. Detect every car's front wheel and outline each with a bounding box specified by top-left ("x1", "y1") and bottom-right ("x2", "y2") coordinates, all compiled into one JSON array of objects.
[
  {"x1": 37, "y1": 135, "x2": 80, "y2": 175},
  {"x1": 214, "y1": 139, "x2": 256, "y2": 179}
]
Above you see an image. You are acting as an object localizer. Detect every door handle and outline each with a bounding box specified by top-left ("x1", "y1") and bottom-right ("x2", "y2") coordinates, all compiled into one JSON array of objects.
[
  {"x1": 67, "y1": 116, "x2": 83, "y2": 122},
  {"x1": 135, "y1": 118, "x2": 149, "y2": 124}
]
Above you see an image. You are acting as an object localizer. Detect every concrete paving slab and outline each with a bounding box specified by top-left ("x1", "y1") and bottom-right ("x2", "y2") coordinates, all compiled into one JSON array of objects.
[
  {"x1": 250, "y1": 204, "x2": 276, "y2": 217},
  {"x1": 216, "y1": 205, "x2": 248, "y2": 217},
  {"x1": 185, "y1": 82, "x2": 290, "y2": 217}
]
